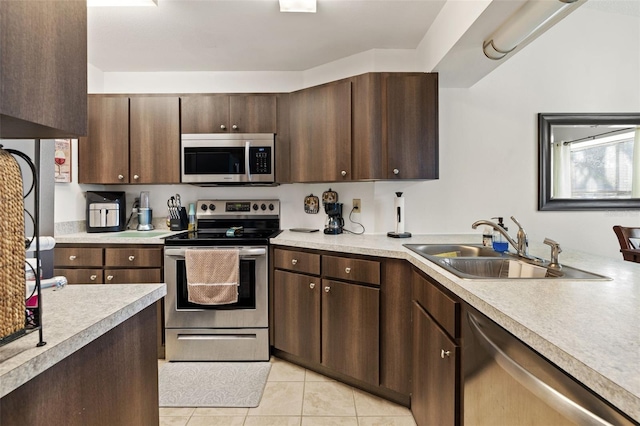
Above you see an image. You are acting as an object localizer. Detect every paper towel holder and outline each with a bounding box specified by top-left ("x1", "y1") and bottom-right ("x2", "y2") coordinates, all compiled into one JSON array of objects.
[{"x1": 387, "y1": 192, "x2": 412, "y2": 239}]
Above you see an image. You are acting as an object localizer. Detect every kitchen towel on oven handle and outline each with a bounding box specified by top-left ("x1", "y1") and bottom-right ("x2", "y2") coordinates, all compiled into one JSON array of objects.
[{"x1": 185, "y1": 248, "x2": 239, "y2": 305}]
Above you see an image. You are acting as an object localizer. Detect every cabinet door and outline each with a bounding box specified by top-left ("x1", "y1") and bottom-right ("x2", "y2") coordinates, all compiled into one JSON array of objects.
[
  {"x1": 181, "y1": 95, "x2": 230, "y2": 133},
  {"x1": 104, "y1": 268, "x2": 162, "y2": 284},
  {"x1": 290, "y1": 81, "x2": 352, "y2": 182},
  {"x1": 412, "y1": 302, "x2": 458, "y2": 426},
  {"x1": 322, "y1": 279, "x2": 379, "y2": 385},
  {"x1": 130, "y1": 96, "x2": 180, "y2": 184},
  {"x1": 79, "y1": 96, "x2": 129, "y2": 184},
  {"x1": 385, "y1": 73, "x2": 438, "y2": 179},
  {"x1": 273, "y1": 270, "x2": 321, "y2": 363},
  {"x1": 0, "y1": 0, "x2": 87, "y2": 138},
  {"x1": 229, "y1": 95, "x2": 277, "y2": 133},
  {"x1": 380, "y1": 259, "x2": 412, "y2": 396}
]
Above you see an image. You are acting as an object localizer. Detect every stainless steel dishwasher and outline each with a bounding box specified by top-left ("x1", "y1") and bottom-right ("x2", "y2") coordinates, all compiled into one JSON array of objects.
[{"x1": 462, "y1": 304, "x2": 635, "y2": 426}]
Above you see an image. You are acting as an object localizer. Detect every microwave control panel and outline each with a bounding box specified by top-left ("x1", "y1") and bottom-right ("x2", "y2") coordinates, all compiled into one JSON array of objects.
[{"x1": 249, "y1": 147, "x2": 272, "y2": 174}]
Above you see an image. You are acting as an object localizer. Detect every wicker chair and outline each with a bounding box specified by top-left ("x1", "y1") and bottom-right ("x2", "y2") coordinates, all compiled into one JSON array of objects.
[{"x1": 613, "y1": 225, "x2": 640, "y2": 263}]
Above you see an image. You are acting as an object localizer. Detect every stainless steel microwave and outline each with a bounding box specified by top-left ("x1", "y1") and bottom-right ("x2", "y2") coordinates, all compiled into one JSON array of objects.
[{"x1": 181, "y1": 133, "x2": 275, "y2": 184}]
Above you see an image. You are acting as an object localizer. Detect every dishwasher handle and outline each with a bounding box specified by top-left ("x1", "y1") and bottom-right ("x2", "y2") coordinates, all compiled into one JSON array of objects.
[
  {"x1": 165, "y1": 247, "x2": 266, "y2": 258},
  {"x1": 467, "y1": 312, "x2": 615, "y2": 426}
]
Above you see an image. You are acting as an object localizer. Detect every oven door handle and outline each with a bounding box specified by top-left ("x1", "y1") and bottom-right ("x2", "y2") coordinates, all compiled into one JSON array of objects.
[{"x1": 165, "y1": 247, "x2": 267, "y2": 258}]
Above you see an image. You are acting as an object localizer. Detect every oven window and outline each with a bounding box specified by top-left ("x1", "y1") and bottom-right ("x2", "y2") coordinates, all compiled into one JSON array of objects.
[
  {"x1": 184, "y1": 147, "x2": 246, "y2": 175},
  {"x1": 176, "y1": 258, "x2": 256, "y2": 309}
]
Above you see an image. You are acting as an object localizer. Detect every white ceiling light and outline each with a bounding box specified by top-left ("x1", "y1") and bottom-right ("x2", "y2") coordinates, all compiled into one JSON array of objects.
[
  {"x1": 483, "y1": 0, "x2": 579, "y2": 60},
  {"x1": 88, "y1": 0, "x2": 158, "y2": 7},
  {"x1": 279, "y1": 0, "x2": 316, "y2": 13}
]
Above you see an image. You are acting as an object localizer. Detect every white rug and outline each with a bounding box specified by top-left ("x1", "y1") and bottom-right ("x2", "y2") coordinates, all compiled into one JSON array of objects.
[{"x1": 158, "y1": 362, "x2": 271, "y2": 407}]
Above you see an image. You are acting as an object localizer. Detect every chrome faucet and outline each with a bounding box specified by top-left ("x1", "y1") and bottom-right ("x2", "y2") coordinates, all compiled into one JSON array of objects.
[{"x1": 472, "y1": 216, "x2": 530, "y2": 259}]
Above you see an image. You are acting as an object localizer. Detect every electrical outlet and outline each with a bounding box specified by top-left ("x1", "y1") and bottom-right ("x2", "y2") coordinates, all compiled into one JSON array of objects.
[{"x1": 353, "y1": 199, "x2": 361, "y2": 213}]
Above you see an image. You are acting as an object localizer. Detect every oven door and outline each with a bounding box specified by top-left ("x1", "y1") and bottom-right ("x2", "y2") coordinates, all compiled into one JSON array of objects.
[{"x1": 164, "y1": 246, "x2": 268, "y2": 329}]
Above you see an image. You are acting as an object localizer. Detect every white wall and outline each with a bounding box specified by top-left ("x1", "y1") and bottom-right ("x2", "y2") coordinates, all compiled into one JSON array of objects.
[
  {"x1": 61, "y1": 5, "x2": 639, "y2": 259},
  {"x1": 372, "y1": 6, "x2": 640, "y2": 258}
]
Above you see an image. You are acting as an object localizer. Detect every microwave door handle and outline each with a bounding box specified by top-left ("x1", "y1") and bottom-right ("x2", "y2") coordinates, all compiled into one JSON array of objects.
[{"x1": 245, "y1": 141, "x2": 252, "y2": 181}]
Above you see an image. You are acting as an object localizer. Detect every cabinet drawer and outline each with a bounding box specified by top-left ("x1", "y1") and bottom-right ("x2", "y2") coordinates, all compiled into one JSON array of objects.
[
  {"x1": 322, "y1": 255, "x2": 380, "y2": 286},
  {"x1": 54, "y1": 268, "x2": 103, "y2": 284},
  {"x1": 274, "y1": 248, "x2": 320, "y2": 275},
  {"x1": 54, "y1": 247, "x2": 103, "y2": 267},
  {"x1": 104, "y1": 247, "x2": 163, "y2": 268},
  {"x1": 412, "y1": 271, "x2": 459, "y2": 338},
  {"x1": 104, "y1": 268, "x2": 162, "y2": 284}
]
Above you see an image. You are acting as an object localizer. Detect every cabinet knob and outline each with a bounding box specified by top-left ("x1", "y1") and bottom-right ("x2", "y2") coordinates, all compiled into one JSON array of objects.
[
  {"x1": 220, "y1": 124, "x2": 226, "y2": 130},
  {"x1": 133, "y1": 174, "x2": 140, "y2": 180},
  {"x1": 232, "y1": 124, "x2": 238, "y2": 130},
  {"x1": 128, "y1": 255, "x2": 135, "y2": 261},
  {"x1": 291, "y1": 259, "x2": 298, "y2": 265},
  {"x1": 393, "y1": 168, "x2": 400, "y2": 175},
  {"x1": 324, "y1": 286, "x2": 330, "y2": 293},
  {"x1": 345, "y1": 267, "x2": 351, "y2": 274},
  {"x1": 90, "y1": 274, "x2": 97, "y2": 281},
  {"x1": 118, "y1": 174, "x2": 124, "y2": 180},
  {"x1": 309, "y1": 283, "x2": 315, "y2": 289},
  {"x1": 69, "y1": 255, "x2": 77, "y2": 260},
  {"x1": 106, "y1": 275, "x2": 114, "y2": 281},
  {"x1": 341, "y1": 170, "x2": 347, "y2": 177},
  {"x1": 441, "y1": 349, "x2": 451, "y2": 359}
]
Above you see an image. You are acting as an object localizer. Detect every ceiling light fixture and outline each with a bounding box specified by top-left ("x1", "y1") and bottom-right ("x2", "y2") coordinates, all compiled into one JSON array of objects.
[
  {"x1": 483, "y1": 0, "x2": 579, "y2": 60},
  {"x1": 87, "y1": 0, "x2": 158, "y2": 7},
  {"x1": 279, "y1": 0, "x2": 316, "y2": 13}
]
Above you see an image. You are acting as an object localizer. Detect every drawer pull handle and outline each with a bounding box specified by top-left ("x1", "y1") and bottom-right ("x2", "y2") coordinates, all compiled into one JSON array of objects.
[
  {"x1": 220, "y1": 124, "x2": 226, "y2": 130},
  {"x1": 133, "y1": 174, "x2": 140, "y2": 180},
  {"x1": 345, "y1": 267, "x2": 351, "y2": 274},
  {"x1": 118, "y1": 174, "x2": 124, "y2": 180},
  {"x1": 106, "y1": 275, "x2": 114, "y2": 281},
  {"x1": 324, "y1": 286, "x2": 330, "y2": 293},
  {"x1": 441, "y1": 349, "x2": 451, "y2": 359},
  {"x1": 341, "y1": 170, "x2": 347, "y2": 177},
  {"x1": 291, "y1": 259, "x2": 298, "y2": 265},
  {"x1": 309, "y1": 283, "x2": 315, "y2": 289},
  {"x1": 69, "y1": 255, "x2": 77, "y2": 260},
  {"x1": 128, "y1": 255, "x2": 135, "y2": 261},
  {"x1": 90, "y1": 275, "x2": 97, "y2": 281}
]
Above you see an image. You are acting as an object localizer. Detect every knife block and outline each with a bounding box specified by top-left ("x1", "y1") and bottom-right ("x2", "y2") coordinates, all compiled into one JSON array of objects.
[{"x1": 170, "y1": 207, "x2": 189, "y2": 231}]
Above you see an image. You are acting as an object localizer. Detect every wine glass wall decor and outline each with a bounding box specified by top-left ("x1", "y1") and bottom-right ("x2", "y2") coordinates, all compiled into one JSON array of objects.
[{"x1": 54, "y1": 139, "x2": 72, "y2": 183}]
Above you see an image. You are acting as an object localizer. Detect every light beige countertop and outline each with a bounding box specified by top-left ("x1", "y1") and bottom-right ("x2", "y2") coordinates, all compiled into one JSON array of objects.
[
  {"x1": 55, "y1": 229, "x2": 181, "y2": 245},
  {"x1": 271, "y1": 231, "x2": 640, "y2": 422},
  {"x1": 0, "y1": 283, "x2": 166, "y2": 399}
]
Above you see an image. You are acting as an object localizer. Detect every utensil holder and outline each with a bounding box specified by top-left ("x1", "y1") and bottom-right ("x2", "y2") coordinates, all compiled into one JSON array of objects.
[{"x1": 170, "y1": 207, "x2": 189, "y2": 231}]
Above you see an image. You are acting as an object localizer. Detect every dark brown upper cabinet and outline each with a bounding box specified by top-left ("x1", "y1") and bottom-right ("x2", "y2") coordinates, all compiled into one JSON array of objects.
[
  {"x1": 288, "y1": 72, "x2": 438, "y2": 183},
  {"x1": 79, "y1": 95, "x2": 180, "y2": 184},
  {"x1": 289, "y1": 81, "x2": 352, "y2": 182},
  {"x1": 352, "y1": 72, "x2": 439, "y2": 180},
  {"x1": 181, "y1": 94, "x2": 277, "y2": 134},
  {"x1": 0, "y1": 0, "x2": 87, "y2": 138}
]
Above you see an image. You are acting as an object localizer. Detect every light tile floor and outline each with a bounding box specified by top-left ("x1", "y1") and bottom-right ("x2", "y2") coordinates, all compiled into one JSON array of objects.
[{"x1": 160, "y1": 357, "x2": 416, "y2": 426}]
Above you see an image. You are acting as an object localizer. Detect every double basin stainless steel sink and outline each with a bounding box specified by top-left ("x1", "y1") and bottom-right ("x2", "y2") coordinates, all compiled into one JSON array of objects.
[{"x1": 404, "y1": 244, "x2": 610, "y2": 280}]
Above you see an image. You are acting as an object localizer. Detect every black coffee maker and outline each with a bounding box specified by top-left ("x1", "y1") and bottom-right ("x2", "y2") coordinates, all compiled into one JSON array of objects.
[{"x1": 322, "y1": 189, "x2": 344, "y2": 235}]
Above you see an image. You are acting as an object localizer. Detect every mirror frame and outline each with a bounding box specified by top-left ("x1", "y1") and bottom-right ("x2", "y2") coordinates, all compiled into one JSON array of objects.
[{"x1": 538, "y1": 113, "x2": 640, "y2": 211}]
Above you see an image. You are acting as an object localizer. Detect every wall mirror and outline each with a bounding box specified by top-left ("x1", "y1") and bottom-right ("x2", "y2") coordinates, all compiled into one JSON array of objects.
[{"x1": 539, "y1": 113, "x2": 640, "y2": 210}]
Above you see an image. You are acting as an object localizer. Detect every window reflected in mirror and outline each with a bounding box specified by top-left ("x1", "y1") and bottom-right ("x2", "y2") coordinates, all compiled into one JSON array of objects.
[{"x1": 539, "y1": 113, "x2": 640, "y2": 210}]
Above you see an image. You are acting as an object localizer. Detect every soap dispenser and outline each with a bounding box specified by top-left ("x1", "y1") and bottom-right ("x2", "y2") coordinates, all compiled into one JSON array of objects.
[{"x1": 491, "y1": 217, "x2": 509, "y2": 252}]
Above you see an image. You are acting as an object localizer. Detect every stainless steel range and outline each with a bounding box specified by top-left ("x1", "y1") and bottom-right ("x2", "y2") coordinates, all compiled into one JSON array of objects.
[{"x1": 163, "y1": 199, "x2": 280, "y2": 361}]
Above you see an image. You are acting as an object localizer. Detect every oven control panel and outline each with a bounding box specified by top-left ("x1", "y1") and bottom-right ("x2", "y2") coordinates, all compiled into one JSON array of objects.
[{"x1": 196, "y1": 200, "x2": 280, "y2": 217}]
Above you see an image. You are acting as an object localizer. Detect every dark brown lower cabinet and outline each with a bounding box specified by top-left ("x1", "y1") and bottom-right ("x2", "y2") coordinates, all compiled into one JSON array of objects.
[
  {"x1": 412, "y1": 301, "x2": 459, "y2": 426},
  {"x1": 273, "y1": 270, "x2": 321, "y2": 363},
  {"x1": 0, "y1": 305, "x2": 159, "y2": 426},
  {"x1": 322, "y1": 279, "x2": 379, "y2": 385}
]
